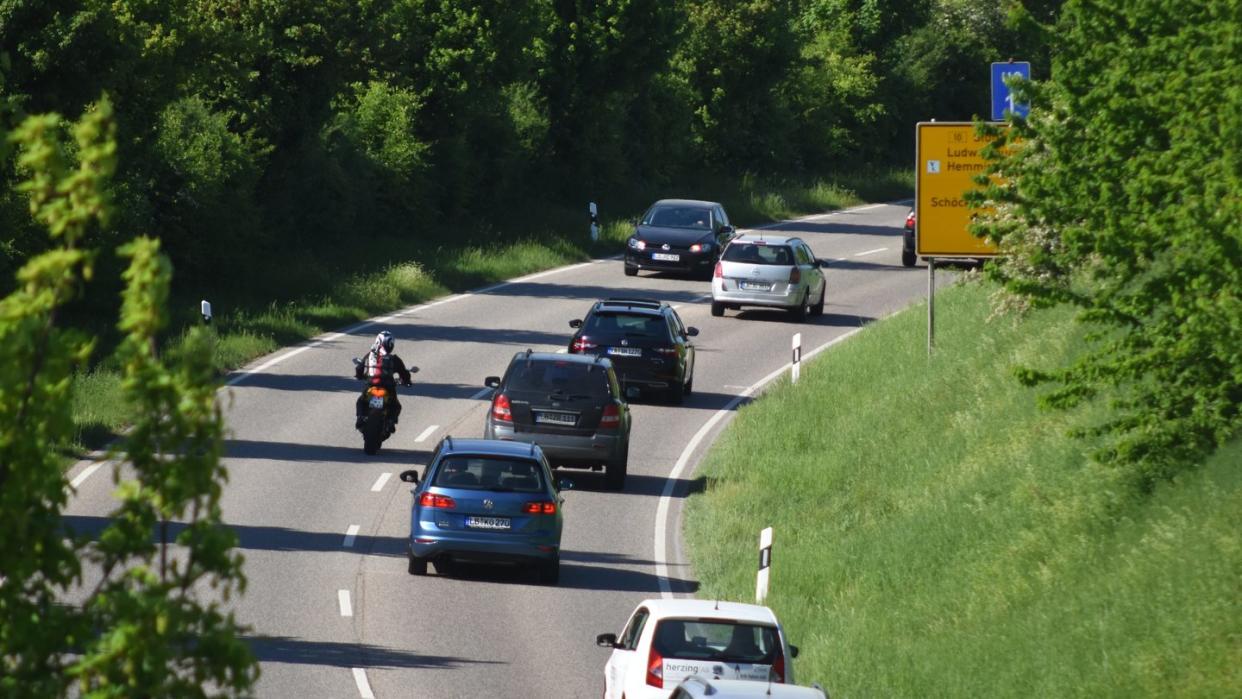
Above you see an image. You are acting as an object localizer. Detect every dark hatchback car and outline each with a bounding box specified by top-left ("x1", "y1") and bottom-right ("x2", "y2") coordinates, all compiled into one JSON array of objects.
[
  {"x1": 625, "y1": 199, "x2": 736, "y2": 279},
  {"x1": 902, "y1": 209, "x2": 917, "y2": 267},
  {"x1": 398, "y1": 437, "x2": 569, "y2": 583},
  {"x1": 483, "y1": 351, "x2": 632, "y2": 489},
  {"x1": 567, "y1": 298, "x2": 698, "y2": 404}
]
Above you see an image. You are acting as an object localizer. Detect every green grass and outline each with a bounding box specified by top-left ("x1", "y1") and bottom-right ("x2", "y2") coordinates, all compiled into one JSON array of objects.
[
  {"x1": 685, "y1": 279, "x2": 1241, "y2": 697},
  {"x1": 68, "y1": 169, "x2": 911, "y2": 452}
]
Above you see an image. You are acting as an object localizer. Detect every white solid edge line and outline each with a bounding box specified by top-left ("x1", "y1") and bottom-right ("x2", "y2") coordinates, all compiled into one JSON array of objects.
[
  {"x1": 855, "y1": 247, "x2": 888, "y2": 257},
  {"x1": 343, "y1": 524, "x2": 360, "y2": 548},
  {"x1": 370, "y1": 472, "x2": 392, "y2": 493},
  {"x1": 469, "y1": 387, "x2": 493, "y2": 400},
  {"x1": 352, "y1": 668, "x2": 375, "y2": 699},
  {"x1": 414, "y1": 424, "x2": 438, "y2": 443},
  {"x1": 653, "y1": 326, "x2": 867, "y2": 598},
  {"x1": 338, "y1": 589, "x2": 353, "y2": 617},
  {"x1": 70, "y1": 462, "x2": 103, "y2": 489}
]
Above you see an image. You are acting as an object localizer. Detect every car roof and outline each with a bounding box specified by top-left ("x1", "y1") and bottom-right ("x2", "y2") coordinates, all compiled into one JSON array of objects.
[
  {"x1": 650, "y1": 198, "x2": 721, "y2": 209},
  {"x1": 509, "y1": 349, "x2": 603, "y2": 366},
  {"x1": 635, "y1": 598, "x2": 781, "y2": 625},
  {"x1": 592, "y1": 297, "x2": 668, "y2": 315},
  {"x1": 438, "y1": 437, "x2": 542, "y2": 460},
  {"x1": 728, "y1": 233, "x2": 800, "y2": 246},
  {"x1": 677, "y1": 677, "x2": 826, "y2": 698}
]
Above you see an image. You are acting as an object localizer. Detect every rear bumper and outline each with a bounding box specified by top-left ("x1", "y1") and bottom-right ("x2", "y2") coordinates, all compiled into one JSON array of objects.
[
  {"x1": 712, "y1": 279, "x2": 801, "y2": 309},
  {"x1": 484, "y1": 421, "x2": 625, "y2": 464},
  {"x1": 408, "y1": 533, "x2": 559, "y2": 564}
]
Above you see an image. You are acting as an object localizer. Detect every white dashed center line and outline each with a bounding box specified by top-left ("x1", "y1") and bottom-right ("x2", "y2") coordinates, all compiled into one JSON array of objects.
[
  {"x1": 343, "y1": 524, "x2": 360, "y2": 548},
  {"x1": 414, "y1": 424, "x2": 438, "y2": 443},
  {"x1": 855, "y1": 247, "x2": 888, "y2": 257},
  {"x1": 370, "y1": 472, "x2": 392, "y2": 492},
  {"x1": 352, "y1": 668, "x2": 375, "y2": 699},
  {"x1": 338, "y1": 590, "x2": 353, "y2": 617},
  {"x1": 70, "y1": 462, "x2": 103, "y2": 489}
]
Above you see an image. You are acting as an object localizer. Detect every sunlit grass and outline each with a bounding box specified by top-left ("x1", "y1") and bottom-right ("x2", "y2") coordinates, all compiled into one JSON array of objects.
[{"x1": 685, "y1": 279, "x2": 1240, "y2": 697}]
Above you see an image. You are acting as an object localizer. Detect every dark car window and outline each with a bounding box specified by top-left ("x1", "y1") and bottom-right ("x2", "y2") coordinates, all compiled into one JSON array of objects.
[
  {"x1": 794, "y1": 244, "x2": 813, "y2": 265},
  {"x1": 583, "y1": 312, "x2": 674, "y2": 343},
  {"x1": 715, "y1": 206, "x2": 731, "y2": 228},
  {"x1": 620, "y1": 607, "x2": 650, "y2": 650},
  {"x1": 722, "y1": 243, "x2": 794, "y2": 266},
  {"x1": 433, "y1": 456, "x2": 545, "y2": 492},
  {"x1": 651, "y1": 619, "x2": 780, "y2": 664},
  {"x1": 504, "y1": 360, "x2": 611, "y2": 397},
  {"x1": 642, "y1": 205, "x2": 712, "y2": 230}
]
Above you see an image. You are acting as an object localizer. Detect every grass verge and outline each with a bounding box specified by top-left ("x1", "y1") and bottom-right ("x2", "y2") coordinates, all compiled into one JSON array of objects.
[
  {"x1": 685, "y1": 279, "x2": 1241, "y2": 697},
  {"x1": 69, "y1": 169, "x2": 912, "y2": 452}
]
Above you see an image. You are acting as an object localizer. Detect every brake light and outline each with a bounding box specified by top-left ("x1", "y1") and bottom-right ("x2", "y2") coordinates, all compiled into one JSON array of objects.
[
  {"x1": 369, "y1": 387, "x2": 387, "y2": 398},
  {"x1": 600, "y1": 404, "x2": 620, "y2": 428},
  {"x1": 419, "y1": 492, "x2": 456, "y2": 509},
  {"x1": 905, "y1": 211, "x2": 916, "y2": 230},
  {"x1": 571, "y1": 337, "x2": 598, "y2": 352},
  {"x1": 713, "y1": 261, "x2": 722, "y2": 278},
  {"x1": 646, "y1": 645, "x2": 664, "y2": 688},
  {"x1": 523, "y1": 501, "x2": 557, "y2": 515},
  {"x1": 789, "y1": 267, "x2": 801, "y2": 284},
  {"x1": 492, "y1": 393, "x2": 512, "y2": 422},
  {"x1": 771, "y1": 652, "x2": 787, "y2": 683}
]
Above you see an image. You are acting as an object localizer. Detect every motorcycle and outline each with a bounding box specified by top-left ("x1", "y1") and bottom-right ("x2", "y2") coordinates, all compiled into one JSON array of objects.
[{"x1": 352, "y1": 358, "x2": 418, "y2": 455}]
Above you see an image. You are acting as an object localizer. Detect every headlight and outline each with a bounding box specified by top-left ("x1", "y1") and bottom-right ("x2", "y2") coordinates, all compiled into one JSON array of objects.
[
  {"x1": 629, "y1": 238, "x2": 646, "y2": 250},
  {"x1": 690, "y1": 242, "x2": 711, "y2": 253}
]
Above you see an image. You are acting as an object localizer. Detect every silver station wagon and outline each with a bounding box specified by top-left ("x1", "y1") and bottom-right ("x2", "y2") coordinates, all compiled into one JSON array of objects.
[{"x1": 710, "y1": 234, "x2": 827, "y2": 322}]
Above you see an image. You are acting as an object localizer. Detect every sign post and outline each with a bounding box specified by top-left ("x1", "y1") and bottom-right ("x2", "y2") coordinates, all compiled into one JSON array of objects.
[
  {"x1": 990, "y1": 61, "x2": 1031, "y2": 120},
  {"x1": 790, "y1": 333, "x2": 802, "y2": 384}
]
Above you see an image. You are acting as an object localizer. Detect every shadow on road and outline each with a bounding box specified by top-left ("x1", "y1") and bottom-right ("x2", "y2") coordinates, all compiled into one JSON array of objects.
[
  {"x1": 246, "y1": 635, "x2": 501, "y2": 670},
  {"x1": 767, "y1": 221, "x2": 901, "y2": 237},
  {"x1": 223, "y1": 439, "x2": 432, "y2": 465},
  {"x1": 474, "y1": 280, "x2": 709, "y2": 304},
  {"x1": 727, "y1": 309, "x2": 876, "y2": 327},
  {"x1": 560, "y1": 471, "x2": 707, "y2": 499},
  {"x1": 421, "y1": 554, "x2": 698, "y2": 594}
]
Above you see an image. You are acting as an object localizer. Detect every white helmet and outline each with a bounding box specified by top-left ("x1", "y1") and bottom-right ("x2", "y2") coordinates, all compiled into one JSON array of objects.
[{"x1": 372, "y1": 330, "x2": 395, "y2": 354}]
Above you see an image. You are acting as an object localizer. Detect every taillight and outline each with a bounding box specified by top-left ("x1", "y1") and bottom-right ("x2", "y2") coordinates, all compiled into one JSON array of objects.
[
  {"x1": 571, "y1": 337, "x2": 597, "y2": 352},
  {"x1": 492, "y1": 393, "x2": 512, "y2": 422},
  {"x1": 789, "y1": 267, "x2": 801, "y2": 284},
  {"x1": 369, "y1": 387, "x2": 387, "y2": 398},
  {"x1": 600, "y1": 404, "x2": 620, "y2": 428},
  {"x1": 654, "y1": 347, "x2": 678, "y2": 356},
  {"x1": 713, "y1": 261, "x2": 722, "y2": 278},
  {"x1": 771, "y1": 652, "x2": 787, "y2": 683},
  {"x1": 905, "y1": 212, "x2": 916, "y2": 230},
  {"x1": 522, "y1": 501, "x2": 557, "y2": 515},
  {"x1": 419, "y1": 492, "x2": 456, "y2": 509},
  {"x1": 646, "y1": 646, "x2": 664, "y2": 688}
]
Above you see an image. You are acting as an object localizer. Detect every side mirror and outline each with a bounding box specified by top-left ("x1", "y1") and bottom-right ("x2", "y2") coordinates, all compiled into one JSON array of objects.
[
  {"x1": 596, "y1": 633, "x2": 619, "y2": 648},
  {"x1": 720, "y1": 224, "x2": 734, "y2": 234},
  {"x1": 818, "y1": 258, "x2": 830, "y2": 268},
  {"x1": 409, "y1": 366, "x2": 420, "y2": 374},
  {"x1": 558, "y1": 478, "x2": 575, "y2": 491},
  {"x1": 569, "y1": 319, "x2": 583, "y2": 329},
  {"x1": 399, "y1": 470, "x2": 419, "y2": 484},
  {"x1": 790, "y1": 644, "x2": 800, "y2": 658},
  {"x1": 484, "y1": 376, "x2": 501, "y2": 389},
  {"x1": 352, "y1": 357, "x2": 362, "y2": 366},
  {"x1": 685, "y1": 327, "x2": 699, "y2": 337}
]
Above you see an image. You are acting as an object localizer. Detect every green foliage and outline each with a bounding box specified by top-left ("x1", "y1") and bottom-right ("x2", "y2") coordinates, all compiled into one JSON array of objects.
[
  {"x1": 687, "y1": 281, "x2": 1241, "y2": 696},
  {"x1": 974, "y1": 0, "x2": 1242, "y2": 488}
]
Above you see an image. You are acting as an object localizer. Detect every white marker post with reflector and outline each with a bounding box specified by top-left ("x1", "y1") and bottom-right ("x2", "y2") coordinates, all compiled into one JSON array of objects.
[
  {"x1": 201, "y1": 300, "x2": 212, "y2": 324},
  {"x1": 756, "y1": 526, "x2": 773, "y2": 603},
  {"x1": 790, "y1": 333, "x2": 802, "y2": 384},
  {"x1": 589, "y1": 202, "x2": 600, "y2": 242}
]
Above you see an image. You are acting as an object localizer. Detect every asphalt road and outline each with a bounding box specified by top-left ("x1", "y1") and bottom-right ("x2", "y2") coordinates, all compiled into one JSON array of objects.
[{"x1": 65, "y1": 201, "x2": 942, "y2": 698}]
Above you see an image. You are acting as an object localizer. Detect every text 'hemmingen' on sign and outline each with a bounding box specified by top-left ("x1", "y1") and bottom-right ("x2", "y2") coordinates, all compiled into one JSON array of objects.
[{"x1": 915, "y1": 122, "x2": 1004, "y2": 258}]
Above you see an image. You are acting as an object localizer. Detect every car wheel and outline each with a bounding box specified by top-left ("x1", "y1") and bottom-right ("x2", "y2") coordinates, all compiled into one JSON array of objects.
[
  {"x1": 902, "y1": 248, "x2": 917, "y2": 267},
  {"x1": 789, "y1": 292, "x2": 809, "y2": 323},
  {"x1": 811, "y1": 283, "x2": 826, "y2": 316},
  {"x1": 407, "y1": 554, "x2": 427, "y2": 576},
  {"x1": 605, "y1": 449, "x2": 628, "y2": 491},
  {"x1": 667, "y1": 380, "x2": 685, "y2": 405},
  {"x1": 684, "y1": 374, "x2": 693, "y2": 396},
  {"x1": 431, "y1": 556, "x2": 453, "y2": 576},
  {"x1": 711, "y1": 301, "x2": 725, "y2": 317},
  {"x1": 537, "y1": 553, "x2": 560, "y2": 585},
  {"x1": 624, "y1": 265, "x2": 638, "y2": 277}
]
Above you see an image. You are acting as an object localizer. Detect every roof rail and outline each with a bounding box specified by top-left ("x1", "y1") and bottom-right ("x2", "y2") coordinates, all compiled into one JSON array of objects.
[{"x1": 601, "y1": 297, "x2": 663, "y2": 308}]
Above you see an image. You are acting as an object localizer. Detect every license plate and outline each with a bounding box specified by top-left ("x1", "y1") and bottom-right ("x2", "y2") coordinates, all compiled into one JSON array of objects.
[
  {"x1": 465, "y1": 516, "x2": 511, "y2": 530},
  {"x1": 652, "y1": 252, "x2": 680, "y2": 261},
  {"x1": 368, "y1": 396, "x2": 385, "y2": 409},
  {"x1": 607, "y1": 346, "x2": 642, "y2": 357},
  {"x1": 739, "y1": 281, "x2": 772, "y2": 291},
  {"x1": 534, "y1": 411, "x2": 577, "y2": 426}
]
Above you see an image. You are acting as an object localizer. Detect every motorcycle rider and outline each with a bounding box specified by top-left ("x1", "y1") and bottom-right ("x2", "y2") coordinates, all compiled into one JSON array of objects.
[{"x1": 355, "y1": 330, "x2": 413, "y2": 431}]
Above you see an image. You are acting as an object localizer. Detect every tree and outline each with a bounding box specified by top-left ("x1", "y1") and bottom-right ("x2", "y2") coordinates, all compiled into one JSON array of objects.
[{"x1": 972, "y1": 0, "x2": 1242, "y2": 489}]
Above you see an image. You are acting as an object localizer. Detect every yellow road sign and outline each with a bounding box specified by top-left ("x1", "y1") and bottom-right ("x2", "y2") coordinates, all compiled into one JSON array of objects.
[{"x1": 915, "y1": 122, "x2": 1002, "y2": 257}]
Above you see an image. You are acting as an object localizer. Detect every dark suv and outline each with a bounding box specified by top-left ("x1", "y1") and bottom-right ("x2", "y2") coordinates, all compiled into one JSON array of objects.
[
  {"x1": 483, "y1": 351, "x2": 631, "y2": 490},
  {"x1": 567, "y1": 298, "x2": 698, "y2": 404}
]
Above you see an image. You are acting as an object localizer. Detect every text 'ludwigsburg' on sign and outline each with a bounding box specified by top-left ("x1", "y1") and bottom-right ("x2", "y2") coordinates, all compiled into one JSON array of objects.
[{"x1": 915, "y1": 122, "x2": 1004, "y2": 258}]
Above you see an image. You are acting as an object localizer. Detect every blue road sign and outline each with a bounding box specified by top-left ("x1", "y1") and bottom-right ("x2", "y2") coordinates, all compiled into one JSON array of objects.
[{"x1": 991, "y1": 61, "x2": 1031, "y2": 120}]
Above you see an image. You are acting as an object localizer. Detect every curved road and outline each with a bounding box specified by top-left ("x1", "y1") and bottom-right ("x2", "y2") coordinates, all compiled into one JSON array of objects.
[{"x1": 66, "y1": 201, "x2": 937, "y2": 697}]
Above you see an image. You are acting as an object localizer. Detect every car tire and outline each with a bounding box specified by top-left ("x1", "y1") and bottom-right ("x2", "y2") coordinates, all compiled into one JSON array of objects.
[
  {"x1": 667, "y1": 380, "x2": 685, "y2": 405},
  {"x1": 605, "y1": 448, "x2": 628, "y2": 491},
  {"x1": 408, "y1": 554, "x2": 427, "y2": 576},
  {"x1": 684, "y1": 374, "x2": 693, "y2": 396},
  {"x1": 537, "y1": 554, "x2": 560, "y2": 585},
  {"x1": 711, "y1": 301, "x2": 725, "y2": 317},
  {"x1": 431, "y1": 556, "x2": 453, "y2": 576},
  {"x1": 902, "y1": 248, "x2": 917, "y2": 267},
  {"x1": 811, "y1": 283, "x2": 826, "y2": 316},
  {"x1": 624, "y1": 265, "x2": 638, "y2": 277},
  {"x1": 789, "y1": 292, "x2": 809, "y2": 323}
]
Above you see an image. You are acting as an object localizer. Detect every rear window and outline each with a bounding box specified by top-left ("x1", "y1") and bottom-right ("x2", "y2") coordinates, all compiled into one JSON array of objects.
[
  {"x1": 642, "y1": 205, "x2": 712, "y2": 230},
  {"x1": 652, "y1": 619, "x2": 780, "y2": 664},
  {"x1": 432, "y1": 456, "x2": 545, "y2": 492},
  {"x1": 504, "y1": 359, "x2": 612, "y2": 397},
  {"x1": 722, "y1": 243, "x2": 794, "y2": 266},
  {"x1": 582, "y1": 312, "x2": 673, "y2": 343}
]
